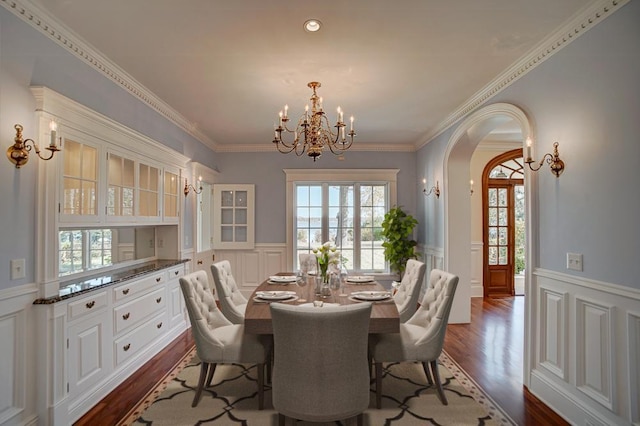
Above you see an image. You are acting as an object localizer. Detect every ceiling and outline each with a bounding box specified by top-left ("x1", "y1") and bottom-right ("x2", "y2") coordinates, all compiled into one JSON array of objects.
[{"x1": 28, "y1": 0, "x2": 590, "y2": 152}]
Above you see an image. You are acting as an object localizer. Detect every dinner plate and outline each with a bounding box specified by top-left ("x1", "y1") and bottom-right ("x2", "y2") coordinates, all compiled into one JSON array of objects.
[
  {"x1": 351, "y1": 291, "x2": 391, "y2": 301},
  {"x1": 268, "y1": 275, "x2": 298, "y2": 283},
  {"x1": 346, "y1": 276, "x2": 374, "y2": 283},
  {"x1": 255, "y1": 290, "x2": 297, "y2": 300}
]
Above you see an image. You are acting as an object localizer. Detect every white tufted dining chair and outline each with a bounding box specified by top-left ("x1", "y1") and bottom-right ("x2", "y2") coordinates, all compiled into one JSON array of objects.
[
  {"x1": 210, "y1": 260, "x2": 248, "y2": 324},
  {"x1": 179, "y1": 270, "x2": 271, "y2": 409},
  {"x1": 393, "y1": 259, "x2": 426, "y2": 323},
  {"x1": 370, "y1": 268, "x2": 458, "y2": 408},
  {"x1": 270, "y1": 302, "x2": 372, "y2": 426}
]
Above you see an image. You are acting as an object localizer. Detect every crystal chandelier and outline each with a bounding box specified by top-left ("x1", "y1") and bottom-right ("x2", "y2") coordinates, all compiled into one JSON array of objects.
[{"x1": 272, "y1": 82, "x2": 355, "y2": 161}]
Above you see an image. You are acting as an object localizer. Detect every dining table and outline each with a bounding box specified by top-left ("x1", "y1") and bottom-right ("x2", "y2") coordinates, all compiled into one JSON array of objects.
[{"x1": 244, "y1": 273, "x2": 400, "y2": 335}]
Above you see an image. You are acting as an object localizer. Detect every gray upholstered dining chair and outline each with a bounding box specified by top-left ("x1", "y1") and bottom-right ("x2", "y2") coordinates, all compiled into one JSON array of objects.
[
  {"x1": 179, "y1": 270, "x2": 271, "y2": 409},
  {"x1": 370, "y1": 268, "x2": 458, "y2": 408},
  {"x1": 210, "y1": 260, "x2": 248, "y2": 324},
  {"x1": 393, "y1": 259, "x2": 426, "y2": 323},
  {"x1": 270, "y1": 302, "x2": 372, "y2": 426}
]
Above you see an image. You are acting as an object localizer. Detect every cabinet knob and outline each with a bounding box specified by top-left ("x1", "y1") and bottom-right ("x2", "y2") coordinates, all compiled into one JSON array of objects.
[
  {"x1": 122, "y1": 313, "x2": 130, "y2": 320},
  {"x1": 156, "y1": 297, "x2": 162, "y2": 303},
  {"x1": 123, "y1": 289, "x2": 130, "y2": 295},
  {"x1": 85, "y1": 301, "x2": 95, "y2": 309},
  {"x1": 156, "y1": 277, "x2": 161, "y2": 283},
  {"x1": 123, "y1": 344, "x2": 131, "y2": 352},
  {"x1": 197, "y1": 260, "x2": 203, "y2": 265},
  {"x1": 156, "y1": 322, "x2": 163, "y2": 329},
  {"x1": 174, "y1": 270, "x2": 179, "y2": 275}
]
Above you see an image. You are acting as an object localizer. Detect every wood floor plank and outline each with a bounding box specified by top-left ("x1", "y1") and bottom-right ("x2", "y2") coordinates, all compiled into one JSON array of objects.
[{"x1": 77, "y1": 296, "x2": 568, "y2": 425}]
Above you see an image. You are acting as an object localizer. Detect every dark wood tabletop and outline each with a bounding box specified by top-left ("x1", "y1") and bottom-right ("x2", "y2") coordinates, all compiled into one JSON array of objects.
[{"x1": 244, "y1": 275, "x2": 400, "y2": 335}]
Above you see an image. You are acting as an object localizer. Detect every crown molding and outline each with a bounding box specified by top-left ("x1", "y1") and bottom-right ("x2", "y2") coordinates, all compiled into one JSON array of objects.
[
  {"x1": 416, "y1": 0, "x2": 629, "y2": 150},
  {"x1": 0, "y1": 0, "x2": 218, "y2": 151}
]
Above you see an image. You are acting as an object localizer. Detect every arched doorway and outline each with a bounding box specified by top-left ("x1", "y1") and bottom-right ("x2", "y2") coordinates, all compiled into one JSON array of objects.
[{"x1": 443, "y1": 102, "x2": 534, "y2": 387}]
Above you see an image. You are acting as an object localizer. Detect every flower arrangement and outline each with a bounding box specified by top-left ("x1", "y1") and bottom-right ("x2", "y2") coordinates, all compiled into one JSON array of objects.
[{"x1": 312, "y1": 242, "x2": 340, "y2": 283}]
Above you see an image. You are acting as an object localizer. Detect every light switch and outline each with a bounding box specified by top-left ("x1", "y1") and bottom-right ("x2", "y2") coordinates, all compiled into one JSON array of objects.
[
  {"x1": 10, "y1": 259, "x2": 26, "y2": 280},
  {"x1": 566, "y1": 253, "x2": 583, "y2": 271}
]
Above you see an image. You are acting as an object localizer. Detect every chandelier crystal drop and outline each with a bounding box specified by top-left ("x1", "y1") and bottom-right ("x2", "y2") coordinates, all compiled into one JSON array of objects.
[{"x1": 272, "y1": 82, "x2": 355, "y2": 161}]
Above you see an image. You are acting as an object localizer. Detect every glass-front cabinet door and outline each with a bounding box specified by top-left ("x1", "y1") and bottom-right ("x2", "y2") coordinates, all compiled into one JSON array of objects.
[
  {"x1": 60, "y1": 138, "x2": 99, "y2": 223},
  {"x1": 107, "y1": 152, "x2": 135, "y2": 220},
  {"x1": 213, "y1": 184, "x2": 254, "y2": 249},
  {"x1": 138, "y1": 162, "x2": 160, "y2": 221},
  {"x1": 163, "y1": 170, "x2": 180, "y2": 222}
]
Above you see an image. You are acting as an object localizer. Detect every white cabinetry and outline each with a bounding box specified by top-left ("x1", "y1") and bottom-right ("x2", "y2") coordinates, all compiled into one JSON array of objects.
[
  {"x1": 67, "y1": 292, "x2": 111, "y2": 402},
  {"x1": 38, "y1": 262, "x2": 188, "y2": 425}
]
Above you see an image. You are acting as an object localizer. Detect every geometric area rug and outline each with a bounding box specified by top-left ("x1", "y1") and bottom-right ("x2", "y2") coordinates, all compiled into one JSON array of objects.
[{"x1": 122, "y1": 349, "x2": 516, "y2": 426}]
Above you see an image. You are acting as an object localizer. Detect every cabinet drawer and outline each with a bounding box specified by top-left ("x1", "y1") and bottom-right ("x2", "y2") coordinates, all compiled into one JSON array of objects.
[
  {"x1": 114, "y1": 313, "x2": 166, "y2": 367},
  {"x1": 113, "y1": 288, "x2": 166, "y2": 335},
  {"x1": 112, "y1": 271, "x2": 167, "y2": 303},
  {"x1": 167, "y1": 265, "x2": 185, "y2": 280},
  {"x1": 68, "y1": 291, "x2": 108, "y2": 321}
]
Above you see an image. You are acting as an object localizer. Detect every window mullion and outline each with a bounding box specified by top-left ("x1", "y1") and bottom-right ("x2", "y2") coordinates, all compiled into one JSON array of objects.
[{"x1": 321, "y1": 183, "x2": 329, "y2": 243}]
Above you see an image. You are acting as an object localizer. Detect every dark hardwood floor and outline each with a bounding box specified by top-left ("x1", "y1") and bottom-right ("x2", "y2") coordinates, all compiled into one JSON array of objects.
[
  {"x1": 443, "y1": 296, "x2": 569, "y2": 426},
  {"x1": 77, "y1": 296, "x2": 568, "y2": 425}
]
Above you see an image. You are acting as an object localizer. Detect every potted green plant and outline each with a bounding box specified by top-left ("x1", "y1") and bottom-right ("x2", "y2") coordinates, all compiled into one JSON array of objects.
[{"x1": 381, "y1": 206, "x2": 419, "y2": 277}]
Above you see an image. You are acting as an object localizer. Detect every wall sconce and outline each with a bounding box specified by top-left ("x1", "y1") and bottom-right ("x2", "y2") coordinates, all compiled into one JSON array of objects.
[
  {"x1": 470, "y1": 180, "x2": 474, "y2": 196},
  {"x1": 525, "y1": 138, "x2": 565, "y2": 177},
  {"x1": 6, "y1": 122, "x2": 61, "y2": 168},
  {"x1": 422, "y1": 179, "x2": 440, "y2": 198},
  {"x1": 184, "y1": 176, "x2": 203, "y2": 196}
]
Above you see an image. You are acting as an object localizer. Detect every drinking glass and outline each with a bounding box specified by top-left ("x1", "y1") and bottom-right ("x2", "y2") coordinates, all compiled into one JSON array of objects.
[{"x1": 296, "y1": 269, "x2": 308, "y2": 303}]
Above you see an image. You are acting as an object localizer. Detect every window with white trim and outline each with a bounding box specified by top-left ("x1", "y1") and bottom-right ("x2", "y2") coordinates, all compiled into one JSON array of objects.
[
  {"x1": 286, "y1": 169, "x2": 398, "y2": 273},
  {"x1": 59, "y1": 229, "x2": 113, "y2": 276}
]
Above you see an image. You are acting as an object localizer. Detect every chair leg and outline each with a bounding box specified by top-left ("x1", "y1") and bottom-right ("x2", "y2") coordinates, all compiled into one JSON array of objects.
[
  {"x1": 278, "y1": 413, "x2": 286, "y2": 426},
  {"x1": 375, "y1": 362, "x2": 383, "y2": 409},
  {"x1": 356, "y1": 412, "x2": 364, "y2": 426},
  {"x1": 192, "y1": 362, "x2": 210, "y2": 407},
  {"x1": 430, "y1": 360, "x2": 448, "y2": 405},
  {"x1": 205, "y1": 363, "x2": 217, "y2": 387},
  {"x1": 422, "y1": 361, "x2": 434, "y2": 385},
  {"x1": 257, "y1": 363, "x2": 265, "y2": 410}
]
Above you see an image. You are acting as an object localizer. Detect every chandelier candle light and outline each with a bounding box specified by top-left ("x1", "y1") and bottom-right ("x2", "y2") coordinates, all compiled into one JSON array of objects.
[{"x1": 273, "y1": 82, "x2": 355, "y2": 161}]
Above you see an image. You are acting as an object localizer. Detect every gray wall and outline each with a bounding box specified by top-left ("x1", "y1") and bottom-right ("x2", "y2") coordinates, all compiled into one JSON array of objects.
[
  {"x1": 0, "y1": 7, "x2": 215, "y2": 290},
  {"x1": 416, "y1": 0, "x2": 640, "y2": 289},
  {"x1": 215, "y1": 151, "x2": 417, "y2": 244}
]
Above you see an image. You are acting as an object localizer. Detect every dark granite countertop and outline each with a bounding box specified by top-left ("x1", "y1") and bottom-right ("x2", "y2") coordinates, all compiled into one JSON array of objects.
[{"x1": 34, "y1": 259, "x2": 190, "y2": 305}]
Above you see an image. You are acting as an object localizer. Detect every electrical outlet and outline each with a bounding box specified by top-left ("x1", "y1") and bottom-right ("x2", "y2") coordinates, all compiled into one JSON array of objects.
[
  {"x1": 567, "y1": 253, "x2": 583, "y2": 271},
  {"x1": 10, "y1": 259, "x2": 26, "y2": 280}
]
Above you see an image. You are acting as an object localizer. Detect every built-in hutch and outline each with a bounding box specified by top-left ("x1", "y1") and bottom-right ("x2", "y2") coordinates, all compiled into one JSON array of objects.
[{"x1": 31, "y1": 87, "x2": 191, "y2": 425}]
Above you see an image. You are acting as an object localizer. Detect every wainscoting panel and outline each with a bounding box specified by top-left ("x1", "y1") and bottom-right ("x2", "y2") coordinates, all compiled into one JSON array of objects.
[
  {"x1": 538, "y1": 286, "x2": 568, "y2": 380},
  {"x1": 0, "y1": 284, "x2": 38, "y2": 426},
  {"x1": 419, "y1": 245, "x2": 445, "y2": 299},
  {"x1": 470, "y1": 241, "x2": 483, "y2": 297},
  {"x1": 628, "y1": 311, "x2": 640, "y2": 424},
  {"x1": 575, "y1": 297, "x2": 614, "y2": 410},
  {"x1": 213, "y1": 243, "x2": 287, "y2": 297},
  {"x1": 530, "y1": 270, "x2": 639, "y2": 426}
]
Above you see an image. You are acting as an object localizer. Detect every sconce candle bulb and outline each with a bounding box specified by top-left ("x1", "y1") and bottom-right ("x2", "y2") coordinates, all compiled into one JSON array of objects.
[
  {"x1": 423, "y1": 179, "x2": 440, "y2": 198},
  {"x1": 184, "y1": 176, "x2": 203, "y2": 197},
  {"x1": 6, "y1": 123, "x2": 60, "y2": 168},
  {"x1": 524, "y1": 138, "x2": 564, "y2": 177}
]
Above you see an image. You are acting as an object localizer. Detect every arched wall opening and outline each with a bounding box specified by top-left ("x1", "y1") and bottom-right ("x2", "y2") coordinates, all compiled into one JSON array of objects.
[{"x1": 443, "y1": 103, "x2": 531, "y2": 325}]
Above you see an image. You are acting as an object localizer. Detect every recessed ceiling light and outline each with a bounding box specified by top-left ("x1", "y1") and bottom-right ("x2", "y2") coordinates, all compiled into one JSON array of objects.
[{"x1": 304, "y1": 19, "x2": 322, "y2": 33}]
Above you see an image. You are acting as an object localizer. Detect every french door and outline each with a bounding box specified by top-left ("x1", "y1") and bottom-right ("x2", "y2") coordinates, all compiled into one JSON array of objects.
[{"x1": 482, "y1": 149, "x2": 524, "y2": 298}]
